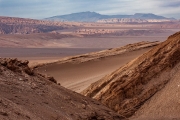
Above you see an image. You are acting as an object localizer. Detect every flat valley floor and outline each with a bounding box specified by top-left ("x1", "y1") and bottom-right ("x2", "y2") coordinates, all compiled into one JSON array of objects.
[{"x1": 1, "y1": 28, "x2": 179, "y2": 92}]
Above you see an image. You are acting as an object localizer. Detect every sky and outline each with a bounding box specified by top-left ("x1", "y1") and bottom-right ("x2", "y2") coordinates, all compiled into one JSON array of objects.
[{"x1": 0, "y1": 0, "x2": 180, "y2": 19}]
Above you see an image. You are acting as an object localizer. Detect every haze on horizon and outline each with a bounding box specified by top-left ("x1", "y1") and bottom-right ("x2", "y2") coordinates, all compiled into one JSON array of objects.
[{"x1": 0, "y1": 0, "x2": 180, "y2": 19}]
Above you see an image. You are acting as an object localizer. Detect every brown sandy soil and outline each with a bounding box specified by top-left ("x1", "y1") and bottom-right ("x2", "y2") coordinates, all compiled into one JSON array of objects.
[
  {"x1": 130, "y1": 64, "x2": 180, "y2": 120},
  {"x1": 0, "y1": 58, "x2": 125, "y2": 120},
  {"x1": 0, "y1": 33, "x2": 74, "y2": 48},
  {"x1": 82, "y1": 31, "x2": 180, "y2": 119},
  {"x1": 82, "y1": 22, "x2": 180, "y2": 29},
  {"x1": 0, "y1": 32, "x2": 169, "y2": 48},
  {"x1": 0, "y1": 17, "x2": 179, "y2": 48},
  {"x1": 24, "y1": 58, "x2": 61, "y2": 68},
  {"x1": 35, "y1": 48, "x2": 151, "y2": 93},
  {"x1": 35, "y1": 41, "x2": 159, "y2": 92}
]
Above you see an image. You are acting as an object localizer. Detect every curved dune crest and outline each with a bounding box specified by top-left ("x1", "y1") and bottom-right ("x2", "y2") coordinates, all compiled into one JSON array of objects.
[
  {"x1": 35, "y1": 41, "x2": 160, "y2": 66},
  {"x1": 82, "y1": 32, "x2": 180, "y2": 118},
  {"x1": 35, "y1": 41, "x2": 159, "y2": 93}
]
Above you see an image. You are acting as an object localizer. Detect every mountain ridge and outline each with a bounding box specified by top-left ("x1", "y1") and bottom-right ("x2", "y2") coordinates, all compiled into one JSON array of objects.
[{"x1": 46, "y1": 11, "x2": 175, "y2": 22}]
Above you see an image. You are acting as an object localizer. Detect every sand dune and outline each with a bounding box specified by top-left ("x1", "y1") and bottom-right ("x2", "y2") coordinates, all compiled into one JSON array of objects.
[
  {"x1": 36, "y1": 49, "x2": 150, "y2": 92},
  {"x1": 35, "y1": 41, "x2": 159, "y2": 92}
]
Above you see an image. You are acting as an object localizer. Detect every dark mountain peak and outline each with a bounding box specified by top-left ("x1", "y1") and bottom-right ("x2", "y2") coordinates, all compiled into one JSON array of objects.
[
  {"x1": 53, "y1": 11, "x2": 100, "y2": 18},
  {"x1": 48, "y1": 11, "x2": 104, "y2": 22},
  {"x1": 82, "y1": 11, "x2": 99, "y2": 14},
  {"x1": 75, "y1": 11, "x2": 100, "y2": 17},
  {"x1": 46, "y1": 12, "x2": 174, "y2": 22},
  {"x1": 68, "y1": 11, "x2": 100, "y2": 16},
  {"x1": 133, "y1": 13, "x2": 166, "y2": 19},
  {"x1": 134, "y1": 13, "x2": 154, "y2": 15}
]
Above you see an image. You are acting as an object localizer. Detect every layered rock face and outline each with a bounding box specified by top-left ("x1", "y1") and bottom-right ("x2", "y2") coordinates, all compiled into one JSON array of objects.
[
  {"x1": 75, "y1": 29, "x2": 168, "y2": 36},
  {"x1": 0, "y1": 16, "x2": 73, "y2": 34},
  {"x1": 97, "y1": 18, "x2": 173, "y2": 23},
  {"x1": 0, "y1": 58, "x2": 125, "y2": 120},
  {"x1": 82, "y1": 31, "x2": 180, "y2": 118}
]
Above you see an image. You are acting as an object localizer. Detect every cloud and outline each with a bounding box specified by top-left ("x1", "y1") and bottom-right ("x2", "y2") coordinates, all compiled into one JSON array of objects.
[
  {"x1": 159, "y1": 0, "x2": 180, "y2": 7},
  {"x1": 0, "y1": 0, "x2": 179, "y2": 19},
  {"x1": 98, "y1": 0, "x2": 180, "y2": 18}
]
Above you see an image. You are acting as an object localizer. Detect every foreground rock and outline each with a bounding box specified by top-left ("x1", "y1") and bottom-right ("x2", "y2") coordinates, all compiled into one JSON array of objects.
[
  {"x1": 82, "y1": 31, "x2": 180, "y2": 119},
  {"x1": 0, "y1": 58, "x2": 125, "y2": 120}
]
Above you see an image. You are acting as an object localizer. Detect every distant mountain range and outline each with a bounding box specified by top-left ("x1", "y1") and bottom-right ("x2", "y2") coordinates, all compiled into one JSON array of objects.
[{"x1": 46, "y1": 11, "x2": 175, "y2": 22}]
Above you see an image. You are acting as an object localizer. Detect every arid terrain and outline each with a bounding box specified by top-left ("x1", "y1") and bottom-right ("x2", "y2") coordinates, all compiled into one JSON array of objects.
[
  {"x1": 0, "y1": 16, "x2": 180, "y2": 48},
  {"x1": 0, "y1": 16, "x2": 179, "y2": 67},
  {"x1": 35, "y1": 41, "x2": 159, "y2": 92},
  {"x1": 0, "y1": 58, "x2": 125, "y2": 120},
  {"x1": 82, "y1": 31, "x2": 180, "y2": 119},
  {"x1": 0, "y1": 47, "x2": 105, "y2": 67},
  {"x1": 1, "y1": 15, "x2": 180, "y2": 120}
]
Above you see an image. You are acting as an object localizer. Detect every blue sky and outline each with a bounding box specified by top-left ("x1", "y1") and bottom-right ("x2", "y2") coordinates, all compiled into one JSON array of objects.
[{"x1": 0, "y1": 0, "x2": 180, "y2": 19}]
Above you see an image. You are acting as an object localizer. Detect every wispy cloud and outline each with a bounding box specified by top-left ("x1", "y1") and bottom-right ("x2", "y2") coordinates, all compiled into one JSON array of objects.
[{"x1": 0, "y1": 0, "x2": 179, "y2": 19}]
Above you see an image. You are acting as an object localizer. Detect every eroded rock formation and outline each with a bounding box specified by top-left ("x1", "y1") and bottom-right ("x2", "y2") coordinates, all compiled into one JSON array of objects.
[
  {"x1": 0, "y1": 16, "x2": 75, "y2": 34},
  {"x1": 82, "y1": 31, "x2": 180, "y2": 118}
]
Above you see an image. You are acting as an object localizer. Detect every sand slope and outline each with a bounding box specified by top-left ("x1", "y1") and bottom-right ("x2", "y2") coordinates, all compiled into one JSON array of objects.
[
  {"x1": 35, "y1": 41, "x2": 159, "y2": 92},
  {"x1": 82, "y1": 31, "x2": 180, "y2": 119},
  {"x1": 130, "y1": 63, "x2": 180, "y2": 120},
  {"x1": 0, "y1": 58, "x2": 125, "y2": 120}
]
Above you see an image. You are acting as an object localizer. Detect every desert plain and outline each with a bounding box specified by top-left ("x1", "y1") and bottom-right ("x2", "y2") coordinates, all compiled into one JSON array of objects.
[
  {"x1": 1, "y1": 20, "x2": 179, "y2": 92},
  {"x1": 1, "y1": 15, "x2": 180, "y2": 119}
]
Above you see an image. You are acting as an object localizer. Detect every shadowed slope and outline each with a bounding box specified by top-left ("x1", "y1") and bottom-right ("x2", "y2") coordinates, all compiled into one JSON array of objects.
[
  {"x1": 82, "y1": 32, "x2": 180, "y2": 118},
  {"x1": 0, "y1": 58, "x2": 125, "y2": 120}
]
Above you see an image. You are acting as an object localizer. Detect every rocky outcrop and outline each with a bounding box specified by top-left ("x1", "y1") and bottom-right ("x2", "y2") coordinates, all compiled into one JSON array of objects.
[
  {"x1": 0, "y1": 58, "x2": 125, "y2": 120},
  {"x1": 97, "y1": 18, "x2": 173, "y2": 23},
  {"x1": 0, "y1": 58, "x2": 33, "y2": 75},
  {"x1": 75, "y1": 29, "x2": 169, "y2": 36},
  {"x1": 82, "y1": 31, "x2": 180, "y2": 118},
  {"x1": 0, "y1": 16, "x2": 76, "y2": 34}
]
